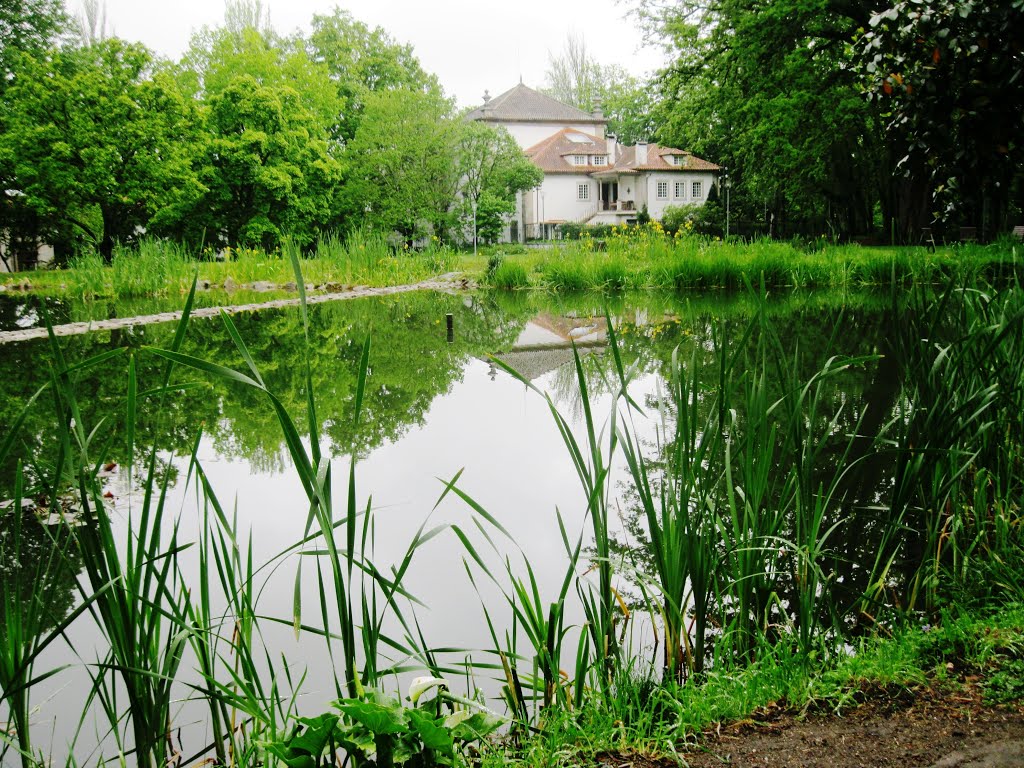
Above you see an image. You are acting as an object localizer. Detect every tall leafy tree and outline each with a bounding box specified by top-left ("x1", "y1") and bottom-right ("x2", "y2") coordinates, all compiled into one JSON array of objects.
[
  {"x1": 0, "y1": 39, "x2": 203, "y2": 259},
  {"x1": 861, "y1": 0, "x2": 1024, "y2": 235},
  {"x1": 175, "y1": 22, "x2": 344, "y2": 249},
  {"x1": 341, "y1": 88, "x2": 461, "y2": 241},
  {"x1": 457, "y1": 122, "x2": 542, "y2": 244},
  {"x1": 309, "y1": 8, "x2": 440, "y2": 144},
  {"x1": 197, "y1": 72, "x2": 342, "y2": 249},
  {"x1": 0, "y1": 0, "x2": 68, "y2": 269},
  {"x1": 644, "y1": 0, "x2": 881, "y2": 237}
]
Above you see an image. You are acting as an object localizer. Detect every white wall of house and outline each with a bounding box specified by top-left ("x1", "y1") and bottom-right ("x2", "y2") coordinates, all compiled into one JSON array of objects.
[
  {"x1": 644, "y1": 172, "x2": 718, "y2": 219},
  {"x1": 0, "y1": 242, "x2": 54, "y2": 273},
  {"x1": 498, "y1": 121, "x2": 606, "y2": 150},
  {"x1": 526, "y1": 174, "x2": 599, "y2": 229}
]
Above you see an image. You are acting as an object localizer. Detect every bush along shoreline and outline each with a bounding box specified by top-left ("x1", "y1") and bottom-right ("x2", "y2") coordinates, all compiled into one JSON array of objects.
[{"x1": 1, "y1": 261, "x2": 1022, "y2": 766}]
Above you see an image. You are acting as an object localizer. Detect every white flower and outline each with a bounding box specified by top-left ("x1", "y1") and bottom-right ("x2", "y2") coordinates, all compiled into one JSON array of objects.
[{"x1": 408, "y1": 676, "x2": 447, "y2": 704}]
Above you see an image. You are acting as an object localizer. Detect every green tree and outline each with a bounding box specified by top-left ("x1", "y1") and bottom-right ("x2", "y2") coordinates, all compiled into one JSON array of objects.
[
  {"x1": 309, "y1": 8, "x2": 439, "y2": 144},
  {"x1": 601, "y1": 66, "x2": 657, "y2": 145},
  {"x1": 0, "y1": 0, "x2": 67, "y2": 81},
  {"x1": 543, "y1": 34, "x2": 656, "y2": 144},
  {"x1": 638, "y1": 0, "x2": 882, "y2": 238},
  {"x1": 341, "y1": 88, "x2": 461, "y2": 241},
  {"x1": 457, "y1": 122, "x2": 542, "y2": 245},
  {"x1": 0, "y1": 0, "x2": 69, "y2": 270},
  {"x1": 196, "y1": 73, "x2": 342, "y2": 249},
  {"x1": 173, "y1": 23, "x2": 344, "y2": 249},
  {"x1": 861, "y1": 0, "x2": 1024, "y2": 236},
  {"x1": 0, "y1": 40, "x2": 203, "y2": 260}
]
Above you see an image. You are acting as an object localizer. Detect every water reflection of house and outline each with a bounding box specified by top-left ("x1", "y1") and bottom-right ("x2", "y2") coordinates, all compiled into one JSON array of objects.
[{"x1": 486, "y1": 313, "x2": 607, "y2": 382}]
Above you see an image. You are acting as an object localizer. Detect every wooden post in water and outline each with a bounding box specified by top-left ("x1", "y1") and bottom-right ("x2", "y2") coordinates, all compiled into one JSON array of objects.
[{"x1": 446, "y1": 313, "x2": 454, "y2": 343}]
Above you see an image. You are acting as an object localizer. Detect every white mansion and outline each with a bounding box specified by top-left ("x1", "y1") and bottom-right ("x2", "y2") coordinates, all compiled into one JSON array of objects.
[{"x1": 467, "y1": 83, "x2": 720, "y2": 241}]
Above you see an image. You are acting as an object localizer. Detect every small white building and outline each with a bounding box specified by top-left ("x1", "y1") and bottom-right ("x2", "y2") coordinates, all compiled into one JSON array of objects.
[{"x1": 467, "y1": 83, "x2": 720, "y2": 240}]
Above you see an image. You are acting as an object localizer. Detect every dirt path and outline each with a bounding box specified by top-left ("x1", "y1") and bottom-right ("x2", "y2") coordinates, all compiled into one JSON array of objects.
[
  {"x1": 594, "y1": 684, "x2": 1024, "y2": 768},
  {"x1": 0, "y1": 274, "x2": 468, "y2": 345}
]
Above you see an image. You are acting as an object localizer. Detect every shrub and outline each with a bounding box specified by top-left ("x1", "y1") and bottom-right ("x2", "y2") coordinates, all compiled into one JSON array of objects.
[{"x1": 488, "y1": 257, "x2": 530, "y2": 289}]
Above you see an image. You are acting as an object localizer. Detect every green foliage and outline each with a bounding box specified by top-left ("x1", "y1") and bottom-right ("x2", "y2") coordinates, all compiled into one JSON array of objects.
[
  {"x1": 661, "y1": 201, "x2": 725, "y2": 237},
  {"x1": 0, "y1": 0, "x2": 67, "y2": 82},
  {"x1": 173, "y1": 28, "x2": 343, "y2": 251},
  {"x1": 983, "y1": 659, "x2": 1024, "y2": 704},
  {"x1": 267, "y1": 681, "x2": 503, "y2": 768},
  {"x1": 342, "y1": 88, "x2": 460, "y2": 241},
  {"x1": 201, "y1": 74, "x2": 340, "y2": 249},
  {"x1": 645, "y1": 0, "x2": 882, "y2": 237},
  {"x1": 558, "y1": 222, "x2": 615, "y2": 240},
  {"x1": 486, "y1": 255, "x2": 530, "y2": 289},
  {"x1": 457, "y1": 122, "x2": 542, "y2": 246},
  {"x1": 860, "y1": 0, "x2": 1024, "y2": 233},
  {"x1": 0, "y1": 39, "x2": 203, "y2": 259},
  {"x1": 309, "y1": 8, "x2": 439, "y2": 144}
]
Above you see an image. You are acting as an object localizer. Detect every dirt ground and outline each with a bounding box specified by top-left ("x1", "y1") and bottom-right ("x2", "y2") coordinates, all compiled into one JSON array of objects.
[{"x1": 595, "y1": 682, "x2": 1024, "y2": 768}]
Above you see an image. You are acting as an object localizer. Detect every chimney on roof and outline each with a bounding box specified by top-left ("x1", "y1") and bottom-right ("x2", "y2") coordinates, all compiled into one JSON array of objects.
[
  {"x1": 482, "y1": 90, "x2": 491, "y2": 103},
  {"x1": 592, "y1": 97, "x2": 603, "y2": 121},
  {"x1": 636, "y1": 141, "x2": 649, "y2": 166},
  {"x1": 607, "y1": 133, "x2": 617, "y2": 165}
]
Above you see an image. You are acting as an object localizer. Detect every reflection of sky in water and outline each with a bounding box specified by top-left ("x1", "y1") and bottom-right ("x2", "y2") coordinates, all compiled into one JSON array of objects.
[
  {"x1": 17, "y1": 290, "x2": 890, "y2": 762},
  {"x1": 30, "y1": 321, "x2": 664, "y2": 762}
]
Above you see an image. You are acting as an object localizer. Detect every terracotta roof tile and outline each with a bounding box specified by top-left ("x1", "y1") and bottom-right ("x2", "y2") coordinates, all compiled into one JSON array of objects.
[
  {"x1": 612, "y1": 145, "x2": 720, "y2": 172},
  {"x1": 526, "y1": 135, "x2": 720, "y2": 176},
  {"x1": 525, "y1": 128, "x2": 610, "y2": 174}
]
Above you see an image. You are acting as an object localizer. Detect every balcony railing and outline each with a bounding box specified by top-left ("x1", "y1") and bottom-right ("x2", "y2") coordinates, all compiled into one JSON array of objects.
[{"x1": 599, "y1": 200, "x2": 636, "y2": 212}]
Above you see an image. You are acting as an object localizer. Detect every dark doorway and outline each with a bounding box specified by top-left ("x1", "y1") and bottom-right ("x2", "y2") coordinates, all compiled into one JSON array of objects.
[{"x1": 601, "y1": 182, "x2": 619, "y2": 211}]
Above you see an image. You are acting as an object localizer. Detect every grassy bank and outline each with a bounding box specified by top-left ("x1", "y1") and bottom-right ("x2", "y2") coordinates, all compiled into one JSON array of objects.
[
  {"x1": 1, "y1": 265, "x2": 1022, "y2": 766},
  {"x1": 482, "y1": 235, "x2": 1022, "y2": 291},
  {"x1": 3, "y1": 233, "x2": 1020, "y2": 304},
  {"x1": 508, "y1": 602, "x2": 1024, "y2": 765},
  {"x1": 0, "y1": 232, "x2": 457, "y2": 300}
]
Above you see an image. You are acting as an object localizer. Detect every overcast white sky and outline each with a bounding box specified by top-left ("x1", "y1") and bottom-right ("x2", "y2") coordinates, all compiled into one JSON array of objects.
[{"x1": 78, "y1": 0, "x2": 666, "y2": 108}]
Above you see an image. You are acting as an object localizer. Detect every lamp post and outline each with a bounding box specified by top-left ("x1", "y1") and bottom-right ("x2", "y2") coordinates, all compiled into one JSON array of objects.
[{"x1": 724, "y1": 166, "x2": 731, "y2": 240}]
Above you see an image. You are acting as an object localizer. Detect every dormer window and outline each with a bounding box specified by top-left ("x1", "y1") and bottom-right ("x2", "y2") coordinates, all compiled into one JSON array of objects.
[
  {"x1": 571, "y1": 155, "x2": 588, "y2": 166},
  {"x1": 593, "y1": 155, "x2": 608, "y2": 166}
]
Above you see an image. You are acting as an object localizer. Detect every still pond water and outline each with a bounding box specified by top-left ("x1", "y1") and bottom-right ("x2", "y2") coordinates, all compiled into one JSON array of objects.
[{"x1": 0, "y1": 287, "x2": 896, "y2": 760}]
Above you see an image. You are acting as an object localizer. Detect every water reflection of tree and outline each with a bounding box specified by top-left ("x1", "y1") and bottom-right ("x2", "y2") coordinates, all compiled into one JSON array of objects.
[
  {"x1": 1, "y1": 292, "x2": 534, "y2": 492},
  {"x1": 0, "y1": 509, "x2": 83, "y2": 644},
  {"x1": 605, "y1": 299, "x2": 911, "y2": 638}
]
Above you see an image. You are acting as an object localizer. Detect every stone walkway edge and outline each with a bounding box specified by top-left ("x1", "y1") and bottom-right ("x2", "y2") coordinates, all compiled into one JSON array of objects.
[{"x1": 0, "y1": 275, "x2": 464, "y2": 345}]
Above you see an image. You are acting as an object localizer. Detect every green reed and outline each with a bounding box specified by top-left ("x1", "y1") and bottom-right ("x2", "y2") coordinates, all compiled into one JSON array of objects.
[
  {"x1": 1, "y1": 258, "x2": 1022, "y2": 765},
  {"x1": 147, "y1": 248, "x2": 433, "y2": 704},
  {"x1": 32, "y1": 286, "x2": 194, "y2": 767},
  {"x1": 869, "y1": 277, "x2": 1024, "y2": 616},
  {"x1": 451, "y1": 490, "x2": 586, "y2": 716},
  {"x1": 618, "y1": 344, "x2": 723, "y2": 680},
  {"x1": 0, "y1": 466, "x2": 99, "y2": 768},
  {"x1": 111, "y1": 240, "x2": 192, "y2": 297}
]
